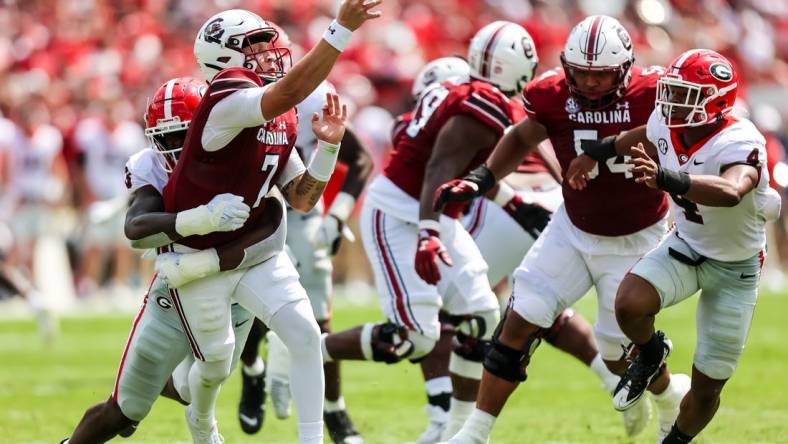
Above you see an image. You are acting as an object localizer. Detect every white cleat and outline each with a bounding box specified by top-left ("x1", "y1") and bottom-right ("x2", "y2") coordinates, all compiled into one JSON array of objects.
[
  {"x1": 655, "y1": 373, "x2": 691, "y2": 443},
  {"x1": 410, "y1": 405, "x2": 448, "y2": 444},
  {"x1": 622, "y1": 392, "x2": 652, "y2": 437},
  {"x1": 185, "y1": 406, "x2": 224, "y2": 444},
  {"x1": 268, "y1": 376, "x2": 292, "y2": 419}
]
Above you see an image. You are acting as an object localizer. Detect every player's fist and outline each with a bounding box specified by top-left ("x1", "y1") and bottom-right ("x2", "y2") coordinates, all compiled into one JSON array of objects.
[
  {"x1": 313, "y1": 215, "x2": 343, "y2": 255},
  {"x1": 155, "y1": 249, "x2": 220, "y2": 288},
  {"x1": 312, "y1": 93, "x2": 347, "y2": 145},
  {"x1": 175, "y1": 193, "x2": 250, "y2": 237},
  {"x1": 433, "y1": 165, "x2": 496, "y2": 212},
  {"x1": 414, "y1": 228, "x2": 453, "y2": 285},
  {"x1": 565, "y1": 154, "x2": 597, "y2": 191},
  {"x1": 502, "y1": 195, "x2": 551, "y2": 239},
  {"x1": 337, "y1": 0, "x2": 383, "y2": 31}
]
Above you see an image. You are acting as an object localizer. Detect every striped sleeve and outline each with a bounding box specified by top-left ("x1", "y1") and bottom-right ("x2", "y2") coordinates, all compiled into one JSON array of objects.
[{"x1": 459, "y1": 92, "x2": 512, "y2": 133}]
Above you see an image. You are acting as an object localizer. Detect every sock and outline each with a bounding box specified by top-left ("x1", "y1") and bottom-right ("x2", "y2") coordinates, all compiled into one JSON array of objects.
[
  {"x1": 662, "y1": 422, "x2": 694, "y2": 443},
  {"x1": 453, "y1": 408, "x2": 496, "y2": 442},
  {"x1": 187, "y1": 359, "x2": 230, "y2": 428},
  {"x1": 425, "y1": 376, "x2": 452, "y2": 412},
  {"x1": 652, "y1": 374, "x2": 677, "y2": 403},
  {"x1": 297, "y1": 420, "x2": 324, "y2": 444},
  {"x1": 441, "y1": 398, "x2": 475, "y2": 440},
  {"x1": 243, "y1": 356, "x2": 265, "y2": 377},
  {"x1": 324, "y1": 396, "x2": 346, "y2": 413},
  {"x1": 638, "y1": 333, "x2": 664, "y2": 364},
  {"x1": 590, "y1": 354, "x2": 620, "y2": 393}
]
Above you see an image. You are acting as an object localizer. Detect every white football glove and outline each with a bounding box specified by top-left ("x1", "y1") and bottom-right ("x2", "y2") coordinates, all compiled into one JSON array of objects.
[
  {"x1": 314, "y1": 215, "x2": 343, "y2": 255},
  {"x1": 175, "y1": 193, "x2": 250, "y2": 237},
  {"x1": 155, "y1": 249, "x2": 220, "y2": 288}
]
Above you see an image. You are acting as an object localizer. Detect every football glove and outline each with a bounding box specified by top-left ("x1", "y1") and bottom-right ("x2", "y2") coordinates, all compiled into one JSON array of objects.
[
  {"x1": 155, "y1": 249, "x2": 220, "y2": 288},
  {"x1": 433, "y1": 165, "x2": 496, "y2": 212},
  {"x1": 313, "y1": 214, "x2": 343, "y2": 255},
  {"x1": 414, "y1": 227, "x2": 453, "y2": 285},
  {"x1": 502, "y1": 195, "x2": 551, "y2": 239},
  {"x1": 175, "y1": 193, "x2": 250, "y2": 237}
]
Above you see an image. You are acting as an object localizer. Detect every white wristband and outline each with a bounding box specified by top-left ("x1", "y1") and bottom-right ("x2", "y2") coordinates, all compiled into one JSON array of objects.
[
  {"x1": 418, "y1": 219, "x2": 442, "y2": 234},
  {"x1": 175, "y1": 205, "x2": 211, "y2": 237},
  {"x1": 492, "y1": 182, "x2": 516, "y2": 207},
  {"x1": 308, "y1": 139, "x2": 341, "y2": 182},
  {"x1": 322, "y1": 20, "x2": 353, "y2": 52},
  {"x1": 180, "y1": 249, "x2": 221, "y2": 279},
  {"x1": 329, "y1": 192, "x2": 356, "y2": 222}
]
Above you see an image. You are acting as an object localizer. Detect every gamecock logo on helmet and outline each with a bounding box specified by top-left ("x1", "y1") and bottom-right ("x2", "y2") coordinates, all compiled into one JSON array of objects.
[{"x1": 203, "y1": 18, "x2": 225, "y2": 44}]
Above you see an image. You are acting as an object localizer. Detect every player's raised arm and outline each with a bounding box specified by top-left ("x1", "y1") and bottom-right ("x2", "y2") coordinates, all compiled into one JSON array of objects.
[
  {"x1": 260, "y1": 0, "x2": 381, "y2": 120},
  {"x1": 280, "y1": 93, "x2": 348, "y2": 213}
]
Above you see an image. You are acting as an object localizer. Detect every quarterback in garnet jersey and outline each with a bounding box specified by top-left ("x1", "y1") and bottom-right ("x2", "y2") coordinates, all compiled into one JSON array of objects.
[
  {"x1": 437, "y1": 16, "x2": 689, "y2": 444},
  {"x1": 318, "y1": 22, "x2": 541, "y2": 442}
]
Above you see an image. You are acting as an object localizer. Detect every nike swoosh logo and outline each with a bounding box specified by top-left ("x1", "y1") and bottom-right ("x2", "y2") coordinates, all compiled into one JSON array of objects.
[
  {"x1": 693, "y1": 160, "x2": 704, "y2": 165},
  {"x1": 239, "y1": 413, "x2": 258, "y2": 427},
  {"x1": 740, "y1": 273, "x2": 757, "y2": 279},
  {"x1": 234, "y1": 318, "x2": 250, "y2": 328}
]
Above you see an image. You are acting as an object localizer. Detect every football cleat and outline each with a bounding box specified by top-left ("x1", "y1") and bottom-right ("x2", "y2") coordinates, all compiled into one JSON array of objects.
[
  {"x1": 238, "y1": 368, "x2": 266, "y2": 434},
  {"x1": 268, "y1": 375, "x2": 292, "y2": 419},
  {"x1": 621, "y1": 393, "x2": 652, "y2": 437},
  {"x1": 614, "y1": 331, "x2": 672, "y2": 411},
  {"x1": 410, "y1": 404, "x2": 449, "y2": 444},
  {"x1": 118, "y1": 422, "x2": 139, "y2": 438},
  {"x1": 655, "y1": 373, "x2": 691, "y2": 443},
  {"x1": 324, "y1": 410, "x2": 364, "y2": 444},
  {"x1": 185, "y1": 405, "x2": 224, "y2": 444}
]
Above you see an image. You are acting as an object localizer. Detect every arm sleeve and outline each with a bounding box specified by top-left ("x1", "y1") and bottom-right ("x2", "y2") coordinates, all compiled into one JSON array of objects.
[
  {"x1": 202, "y1": 85, "x2": 270, "y2": 152},
  {"x1": 276, "y1": 150, "x2": 307, "y2": 188}
]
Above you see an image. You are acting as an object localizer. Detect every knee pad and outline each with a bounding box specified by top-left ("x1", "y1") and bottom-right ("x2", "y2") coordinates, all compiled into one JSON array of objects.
[
  {"x1": 482, "y1": 331, "x2": 542, "y2": 383},
  {"x1": 360, "y1": 322, "x2": 436, "y2": 363},
  {"x1": 543, "y1": 308, "x2": 575, "y2": 345},
  {"x1": 446, "y1": 309, "x2": 500, "y2": 362}
]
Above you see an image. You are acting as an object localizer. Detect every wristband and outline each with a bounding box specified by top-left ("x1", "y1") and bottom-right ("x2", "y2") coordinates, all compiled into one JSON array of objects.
[
  {"x1": 175, "y1": 205, "x2": 211, "y2": 237},
  {"x1": 582, "y1": 135, "x2": 618, "y2": 162},
  {"x1": 308, "y1": 139, "x2": 341, "y2": 182},
  {"x1": 492, "y1": 183, "x2": 516, "y2": 207},
  {"x1": 656, "y1": 167, "x2": 691, "y2": 195},
  {"x1": 329, "y1": 191, "x2": 356, "y2": 222},
  {"x1": 467, "y1": 165, "x2": 497, "y2": 196},
  {"x1": 418, "y1": 219, "x2": 442, "y2": 235},
  {"x1": 322, "y1": 20, "x2": 353, "y2": 52}
]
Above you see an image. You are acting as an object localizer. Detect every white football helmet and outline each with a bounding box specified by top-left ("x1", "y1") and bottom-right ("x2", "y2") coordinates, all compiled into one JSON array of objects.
[
  {"x1": 467, "y1": 21, "x2": 538, "y2": 96},
  {"x1": 561, "y1": 15, "x2": 634, "y2": 109},
  {"x1": 194, "y1": 9, "x2": 291, "y2": 82},
  {"x1": 411, "y1": 56, "x2": 471, "y2": 100}
]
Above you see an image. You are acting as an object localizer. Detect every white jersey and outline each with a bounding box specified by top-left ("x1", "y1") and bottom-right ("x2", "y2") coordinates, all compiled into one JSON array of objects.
[
  {"x1": 76, "y1": 118, "x2": 146, "y2": 200},
  {"x1": 646, "y1": 110, "x2": 772, "y2": 261},
  {"x1": 125, "y1": 148, "x2": 168, "y2": 194},
  {"x1": 295, "y1": 80, "x2": 336, "y2": 161},
  {"x1": 1, "y1": 121, "x2": 64, "y2": 203}
]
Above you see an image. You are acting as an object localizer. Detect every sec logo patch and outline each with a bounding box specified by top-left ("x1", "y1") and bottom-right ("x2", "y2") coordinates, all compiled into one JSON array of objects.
[{"x1": 658, "y1": 138, "x2": 668, "y2": 155}]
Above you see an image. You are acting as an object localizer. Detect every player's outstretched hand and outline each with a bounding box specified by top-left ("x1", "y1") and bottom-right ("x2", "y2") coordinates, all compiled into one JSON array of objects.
[
  {"x1": 337, "y1": 0, "x2": 383, "y2": 31},
  {"x1": 565, "y1": 154, "x2": 597, "y2": 191},
  {"x1": 312, "y1": 93, "x2": 347, "y2": 145},
  {"x1": 626, "y1": 143, "x2": 658, "y2": 189}
]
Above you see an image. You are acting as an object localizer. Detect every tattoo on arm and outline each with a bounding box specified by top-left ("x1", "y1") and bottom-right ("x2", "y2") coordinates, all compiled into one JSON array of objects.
[{"x1": 295, "y1": 173, "x2": 327, "y2": 207}]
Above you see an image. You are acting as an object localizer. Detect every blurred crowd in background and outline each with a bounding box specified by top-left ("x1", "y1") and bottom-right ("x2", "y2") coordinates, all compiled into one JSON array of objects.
[{"x1": 0, "y1": 0, "x2": 786, "y2": 314}]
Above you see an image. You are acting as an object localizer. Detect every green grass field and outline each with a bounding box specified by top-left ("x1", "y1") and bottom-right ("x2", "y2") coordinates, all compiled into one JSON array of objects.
[{"x1": 1, "y1": 291, "x2": 787, "y2": 443}]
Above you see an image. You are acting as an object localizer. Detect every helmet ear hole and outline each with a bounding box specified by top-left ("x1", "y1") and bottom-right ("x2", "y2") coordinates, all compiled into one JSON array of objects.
[{"x1": 217, "y1": 56, "x2": 231, "y2": 63}]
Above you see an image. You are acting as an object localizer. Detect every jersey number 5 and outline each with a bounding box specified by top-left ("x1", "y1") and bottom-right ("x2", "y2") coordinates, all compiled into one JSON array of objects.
[
  {"x1": 253, "y1": 154, "x2": 280, "y2": 208},
  {"x1": 573, "y1": 130, "x2": 633, "y2": 179}
]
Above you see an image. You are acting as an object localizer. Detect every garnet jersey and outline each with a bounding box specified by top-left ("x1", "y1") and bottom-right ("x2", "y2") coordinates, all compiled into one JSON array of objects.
[
  {"x1": 384, "y1": 80, "x2": 524, "y2": 199},
  {"x1": 163, "y1": 67, "x2": 300, "y2": 250},
  {"x1": 646, "y1": 112, "x2": 773, "y2": 261},
  {"x1": 523, "y1": 65, "x2": 669, "y2": 236}
]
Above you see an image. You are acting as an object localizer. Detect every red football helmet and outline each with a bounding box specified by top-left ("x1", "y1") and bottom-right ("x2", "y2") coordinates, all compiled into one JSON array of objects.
[
  {"x1": 657, "y1": 49, "x2": 738, "y2": 128},
  {"x1": 144, "y1": 77, "x2": 205, "y2": 171}
]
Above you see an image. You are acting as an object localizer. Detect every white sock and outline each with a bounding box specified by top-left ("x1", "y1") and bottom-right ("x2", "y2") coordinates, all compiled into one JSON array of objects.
[
  {"x1": 590, "y1": 354, "x2": 620, "y2": 393},
  {"x1": 324, "y1": 396, "x2": 346, "y2": 413},
  {"x1": 297, "y1": 420, "x2": 324, "y2": 444},
  {"x1": 455, "y1": 408, "x2": 496, "y2": 442},
  {"x1": 425, "y1": 376, "x2": 453, "y2": 396},
  {"x1": 652, "y1": 375, "x2": 677, "y2": 404},
  {"x1": 243, "y1": 356, "x2": 265, "y2": 377},
  {"x1": 441, "y1": 397, "x2": 476, "y2": 440},
  {"x1": 187, "y1": 359, "x2": 230, "y2": 427},
  {"x1": 270, "y1": 300, "x2": 324, "y2": 427}
]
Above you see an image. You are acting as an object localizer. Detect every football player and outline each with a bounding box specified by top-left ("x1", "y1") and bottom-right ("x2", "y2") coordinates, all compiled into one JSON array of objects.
[
  {"x1": 151, "y1": 4, "x2": 379, "y2": 443},
  {"x1": 235, "y1": 23, "x2": 374, "y2": 443},
  {"x1": 63, "y1": 78, "x2": 258, "y2": 444},
  {"x1": 570, "y1": 49, "x2": 780, "y2": 444},
  {"x1": 434, "y1": 16, "x2": 688, "y2": 443},
  {"x1": 319, "y1": 22, "x2": 540, "y2": 442}
]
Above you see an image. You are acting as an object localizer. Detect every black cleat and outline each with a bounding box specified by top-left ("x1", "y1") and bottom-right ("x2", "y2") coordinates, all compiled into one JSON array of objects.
[
  {"x1": 118, "y1": 422, "x2": 138, "y2": 438},
  {"x1": 613, "y1": 331, "x2": 673, "y2": 411},
  {"x1": 238, "y1": 369, "x2": 266, "y2": 434},
  {"x1": 325, "y1": 410, "x2": 364, "y2": 444}
]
